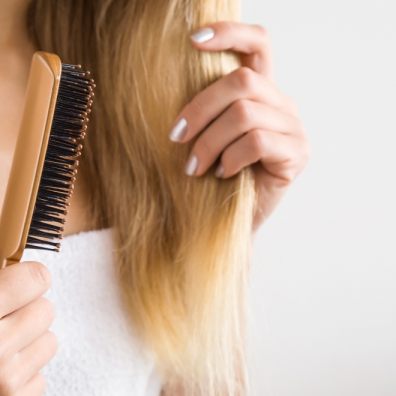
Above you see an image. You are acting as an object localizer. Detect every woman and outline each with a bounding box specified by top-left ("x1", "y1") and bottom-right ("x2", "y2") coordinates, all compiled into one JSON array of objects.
[{"x1": 0, "y1": 0, "x2": 310, "y2": 395}]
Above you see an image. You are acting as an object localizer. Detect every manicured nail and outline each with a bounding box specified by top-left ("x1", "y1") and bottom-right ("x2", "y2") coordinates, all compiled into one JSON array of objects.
[
  {"x1": 169, "y1": 118, "x2": 187, "y2": 142},
  {"x1": 190, "y1": 27, "x2": 215, "y2": 43},
  {"x1": 215, "y1": 163, "x2": 224, "y2": 178},
  {"x1": 185, "y1": 154, "x2": 198, "y2": 176}
]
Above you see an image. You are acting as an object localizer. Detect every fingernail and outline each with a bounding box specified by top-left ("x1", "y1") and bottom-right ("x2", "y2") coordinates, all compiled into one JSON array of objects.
[
  {"x1": 185, "y1": 154, "x2": 198, "y2": 176},
  {"x1": 169, "y1": 118, "x2": 188, "y2": 142},
  {"x1": 215, "y1": 163, "x2": 224, "y2": 178},
  {"x1": 190, "y1": 27, "x2": 215, "y2": 43}
]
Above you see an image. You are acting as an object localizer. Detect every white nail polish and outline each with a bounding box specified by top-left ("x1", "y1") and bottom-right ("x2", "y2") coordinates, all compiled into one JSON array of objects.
[
  {"x1": 169, "y1": 118, "x2": 187, "y2": 142},
  {"x1": 190, "y1": 27, "x2": 215, "y2": 43},
  {"x1": 215, "y1": 163, "x2": 224, "y2": 178},
  {"x1": 185, "y1": 155, "x2": 198, "y2": 176}
]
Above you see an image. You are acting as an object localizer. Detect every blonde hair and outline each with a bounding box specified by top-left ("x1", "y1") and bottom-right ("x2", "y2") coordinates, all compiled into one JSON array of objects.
[{"x1": 28, "y1": 1, "x2": 257, "y2": 394}]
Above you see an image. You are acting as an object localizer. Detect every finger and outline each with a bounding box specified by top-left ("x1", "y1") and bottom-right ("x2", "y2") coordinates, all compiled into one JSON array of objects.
[
  {"x1": 216, "y1": 128, "x2": 302, "y2": 181},
  {"x1": 169, "y1": 67, "x2": 291, "y2": 143},
  {"x1": 15, "y1": 373, "x2": 46, "y2": 396},
  {"x1": 0, "y1": 297, "x2": 55, "y2": 357},
  {"x1": 190, "y1": 21, "x2": 274, "y2": 78},
  {"x1": 0, "y1": 262, "x2": 51, "y2": 319},
  {"x1": 185, "y1": 100, "x2": 303, "y2": 176},
  {"x1": 12, "y1": 331, "x2": 57, "y2": 392}
]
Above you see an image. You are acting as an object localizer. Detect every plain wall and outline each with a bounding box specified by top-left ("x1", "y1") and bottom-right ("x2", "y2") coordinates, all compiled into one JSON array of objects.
[{"x1": 243, "y1": 1, "x2": 396, "y2": 395}]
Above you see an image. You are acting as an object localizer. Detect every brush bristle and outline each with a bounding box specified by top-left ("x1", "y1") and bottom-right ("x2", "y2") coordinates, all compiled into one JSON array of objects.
[{"x1": 25, "y1": 63, "x2": 95, "y2": 252}]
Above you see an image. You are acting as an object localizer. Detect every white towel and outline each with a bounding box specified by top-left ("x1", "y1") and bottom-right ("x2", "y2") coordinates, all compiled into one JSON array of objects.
[{"x1": 21, "y1": 227, "x2": 163, "y2": 396}]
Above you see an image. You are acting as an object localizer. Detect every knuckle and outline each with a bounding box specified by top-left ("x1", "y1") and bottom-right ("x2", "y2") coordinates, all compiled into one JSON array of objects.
[
  {"x1": 276, "y1": 164, "x2": 297, "y2": 187},
  {"x1": 27, "y1": 262, "x2": 51, "y2": 288},
  {"x1": 233, "y1": 66, "x2": 256, "y2": 92},
  {"x1": 280, "y1": 171, "x2": 295, "y2": 185},
  {"x1": 232, "y1": 99, "x2": 252, "y2": 128},
  {"x1": 280, "y1": 155, "x2": 305, "y2": 186}
]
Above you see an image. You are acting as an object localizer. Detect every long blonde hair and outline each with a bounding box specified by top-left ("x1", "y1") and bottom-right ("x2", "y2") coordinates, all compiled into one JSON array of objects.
[{"x1": 27, "y1": 1, "x2": 257, "y2": 394}]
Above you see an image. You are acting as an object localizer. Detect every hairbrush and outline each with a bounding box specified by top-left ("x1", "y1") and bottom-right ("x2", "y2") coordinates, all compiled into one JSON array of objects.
[{"x1": 0, "y1": 51, "x2": 95, "y2": 268}]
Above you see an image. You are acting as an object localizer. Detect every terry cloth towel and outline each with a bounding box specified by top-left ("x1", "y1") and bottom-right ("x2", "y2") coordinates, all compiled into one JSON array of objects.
[{"x1": 21, "y1": 227, "x2": 163, "y2": 396}]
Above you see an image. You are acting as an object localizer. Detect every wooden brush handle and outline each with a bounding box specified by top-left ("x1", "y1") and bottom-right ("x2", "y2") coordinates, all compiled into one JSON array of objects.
[{"x1": 0, "y1": 52, "x2": 61, "y2": 269}]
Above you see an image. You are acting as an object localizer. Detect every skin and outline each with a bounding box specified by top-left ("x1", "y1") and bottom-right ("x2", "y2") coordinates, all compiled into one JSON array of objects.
[
  {"x1": 171, "y1": 21, "x2": 310, "y2": 234},
  {"x1": 0, "y1": 2, "x2": 309, "y2": 395},
  {"x1": 0, "y1": 1, "x2": 90, "y2": 395},
  {"x1": 0, "y1": 0, "x2": 92, "y2": 237},
  {"x1": 163, "y1": 19, "x2": 310, "y2": 396}
]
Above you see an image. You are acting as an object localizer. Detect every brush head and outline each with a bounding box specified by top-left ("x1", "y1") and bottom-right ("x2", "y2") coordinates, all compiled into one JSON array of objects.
[{"x1": 25, "y1": 63, "x2": 95, "y2": 252}]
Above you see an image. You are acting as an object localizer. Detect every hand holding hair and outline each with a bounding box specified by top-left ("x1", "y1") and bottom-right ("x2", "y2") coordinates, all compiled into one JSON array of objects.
[{"x1": 169, "y1": 21, "x2": 311, "y2": 231}]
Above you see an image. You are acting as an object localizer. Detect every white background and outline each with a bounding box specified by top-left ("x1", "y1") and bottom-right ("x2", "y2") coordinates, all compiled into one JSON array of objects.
[{"x1": 243, "y1": 1, "x2": 396, "y2": 395}]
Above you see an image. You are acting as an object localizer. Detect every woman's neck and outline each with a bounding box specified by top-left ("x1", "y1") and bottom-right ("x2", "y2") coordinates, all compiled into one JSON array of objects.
[
  {"x1": 0, "y1": 0, "x2": 33, "y2": 54},
  {"x1": 0, "y1": 0, "x2": 36, "y2": 87}
]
